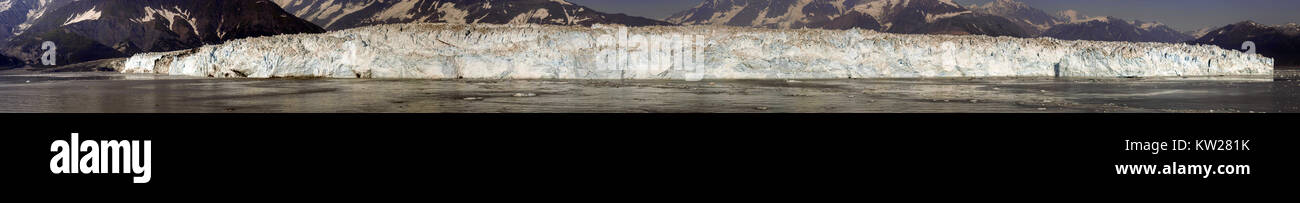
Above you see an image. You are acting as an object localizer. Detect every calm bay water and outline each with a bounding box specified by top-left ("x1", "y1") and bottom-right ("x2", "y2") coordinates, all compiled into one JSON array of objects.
[{"x1": 0, "y1": 71, "x2": 1295, "y2": 113}]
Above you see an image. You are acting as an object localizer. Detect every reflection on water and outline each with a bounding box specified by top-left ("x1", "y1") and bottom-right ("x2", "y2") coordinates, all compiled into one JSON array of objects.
[{"x1": 0, "y1": 72, "x2": 1295, "y2": 113}]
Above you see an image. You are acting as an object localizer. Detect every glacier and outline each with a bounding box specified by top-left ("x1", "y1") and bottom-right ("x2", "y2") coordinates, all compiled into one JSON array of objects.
[{"x1": 121, "y1": 23, "x2": 1273, "y2": 79}]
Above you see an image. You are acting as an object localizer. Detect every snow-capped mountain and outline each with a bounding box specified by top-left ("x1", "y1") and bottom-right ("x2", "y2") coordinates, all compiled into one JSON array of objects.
[
  {"x1": 271, "y1": 0, "x2": 672, "y2": 31},
  {"x1": 2, "y1": 0, "x2": 323, "y2": 66},
  {"x1": 0, "y1": 0, "x2": 78, "y2": 42},
  {"x1": 1041, "y1": 11, "x2": 1191, "y2": 43},
  {"x1": 967, "y1": 0, "x2": 1058, "y2": 35},
  {"x1": 1190, "y1": 21, "x2": 1300, "y2": 66},
  {"x1": 122, "y1": 24, "x2": 1271, "y2": 79},
  {"x1": 664, "y1": 0, "x2": 1028, "y2": 37}
]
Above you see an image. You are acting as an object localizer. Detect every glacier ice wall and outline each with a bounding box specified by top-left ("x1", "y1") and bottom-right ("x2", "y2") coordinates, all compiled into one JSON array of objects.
[{"x1": 121, "y1": 23, "x2": 1273, "y2": 79}]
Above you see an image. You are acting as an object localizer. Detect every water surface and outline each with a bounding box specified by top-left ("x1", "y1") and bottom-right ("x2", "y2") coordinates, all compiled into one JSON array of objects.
[{"x1": 0, "y1": 71, "x2": 1295, "y2": 113}]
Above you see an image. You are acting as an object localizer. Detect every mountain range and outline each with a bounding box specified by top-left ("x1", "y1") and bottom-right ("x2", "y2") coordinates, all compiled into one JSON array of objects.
[
  {"x1": 1, "y1": 0, "x2": 323, "y2": 66},
  {"x1": 664, "y1": 0, "x2": 1029, "y2": 37},
  {"x1": 967, "y1": 0, "x2": 1192, "y2": 43},
  {"x1": 270, "y1": 0, "x2": 672, "y2": 31},
  {"x1": 1191, "y1": 21, "x2": 1300, "y2": 66},
  {"x1": 966, "y1": 0, "x2": 1057, "y2": 36},
  {"x1": 0, "y1": 0, "x2": 1293, "y2": 68},
  {"x1": 0, "y1": 0, "x2": 79, "y2": 43},
  {"x1": 1041, "y1": 16, "x2": 1193, "y2": 43}
]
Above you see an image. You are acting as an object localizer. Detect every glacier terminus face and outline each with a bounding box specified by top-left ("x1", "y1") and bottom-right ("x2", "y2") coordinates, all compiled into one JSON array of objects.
[{"x1": 121, "y1": 23, "x2": 1274, "y2": 80}]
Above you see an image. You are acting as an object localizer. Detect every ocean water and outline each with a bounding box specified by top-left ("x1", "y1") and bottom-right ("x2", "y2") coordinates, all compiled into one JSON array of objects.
[{"x1": 0, "y1": 71, "x2": 1295, "y2": 113}]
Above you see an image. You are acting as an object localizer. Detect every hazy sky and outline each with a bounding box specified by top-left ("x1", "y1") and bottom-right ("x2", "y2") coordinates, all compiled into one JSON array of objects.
[{"x1": 565, "y1": 0, "x2": 1300, "y2": 32}]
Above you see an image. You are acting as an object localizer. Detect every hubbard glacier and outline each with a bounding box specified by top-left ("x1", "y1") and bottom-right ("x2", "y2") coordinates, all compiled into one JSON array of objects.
[{"x1": 121, "y1": 23, "x2": 1274, "y2": 79}]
